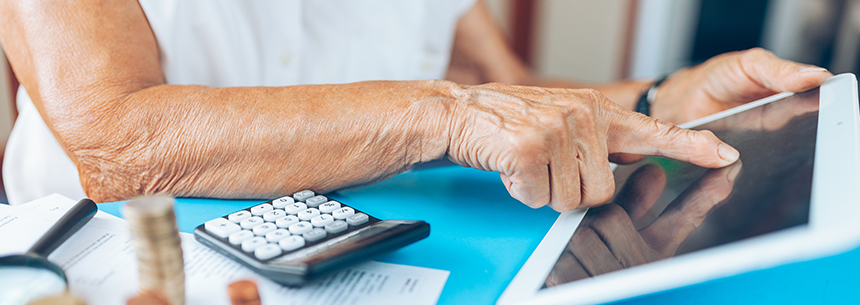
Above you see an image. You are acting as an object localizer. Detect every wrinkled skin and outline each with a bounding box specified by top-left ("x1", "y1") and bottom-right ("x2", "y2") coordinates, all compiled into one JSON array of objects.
[
  {"x1": 447, "y1": 84, "x2": 738, "y2": 211},
  {"x1": 0, "y1": 0, "x2": 830, "y2": 211}
]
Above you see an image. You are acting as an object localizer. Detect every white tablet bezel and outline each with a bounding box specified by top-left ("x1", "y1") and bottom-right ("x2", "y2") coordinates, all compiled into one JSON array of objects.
[{"x1": 498, "y1": 73, "x2": 860, "y2": 305}]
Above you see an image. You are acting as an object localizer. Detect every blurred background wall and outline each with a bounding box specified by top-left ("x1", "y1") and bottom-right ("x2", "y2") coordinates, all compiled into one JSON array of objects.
[
  {"x1": 0, "y1": 0, "x2": 859, "y2": 202},
  {"x1": 485, "y1": 0, "x2": 860, "y2": 81}
]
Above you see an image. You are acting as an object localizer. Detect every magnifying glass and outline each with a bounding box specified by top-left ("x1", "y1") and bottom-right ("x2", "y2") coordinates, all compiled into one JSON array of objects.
[{"x1": 0, "y1": 198, "x2": 97, "y2": 305}]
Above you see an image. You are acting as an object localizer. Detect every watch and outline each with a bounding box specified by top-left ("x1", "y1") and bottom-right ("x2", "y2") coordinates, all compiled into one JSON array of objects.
[{"x1": 635, "y1": 75, "x2": 668, "y2": 116}]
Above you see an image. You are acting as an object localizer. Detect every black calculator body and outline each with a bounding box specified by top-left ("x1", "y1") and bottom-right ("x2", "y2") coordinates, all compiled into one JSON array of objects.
[{"x1": 193, "y1": 190, "x2": 430, "y2": 286}]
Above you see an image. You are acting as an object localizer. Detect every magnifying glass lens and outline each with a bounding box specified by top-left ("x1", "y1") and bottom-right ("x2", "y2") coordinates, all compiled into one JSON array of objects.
[
  {"x1": 0, "y1": 198, "x2": 97, "y2": 305},
  {"x1": 0, "y1": 266, "x2": 67, "y2": 305}
]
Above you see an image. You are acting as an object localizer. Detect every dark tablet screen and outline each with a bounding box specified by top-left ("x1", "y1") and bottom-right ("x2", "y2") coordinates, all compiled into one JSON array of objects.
[{"x1": 543, "y1": 89, "x2": 819, "y2": 288}]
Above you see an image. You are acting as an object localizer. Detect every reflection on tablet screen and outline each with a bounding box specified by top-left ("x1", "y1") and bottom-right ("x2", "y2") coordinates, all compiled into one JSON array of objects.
[{"x1": 543, "y1": 89, "x2": 819, "y2": 288}]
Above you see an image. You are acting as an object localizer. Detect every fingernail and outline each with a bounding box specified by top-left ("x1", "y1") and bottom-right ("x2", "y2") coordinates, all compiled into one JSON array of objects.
[
  {"x1": 717, "y1": 143, "x2": 740, "y2": 162},
  {"x1": 799, "y1": 67, "x2": 828, "y2": 73},
  {"x1": 726, "y1": 163, "x2": 741, "y2": 183}
]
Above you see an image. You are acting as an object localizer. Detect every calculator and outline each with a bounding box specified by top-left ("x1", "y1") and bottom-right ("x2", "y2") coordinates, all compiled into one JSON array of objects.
[{"x1": 193, "y1": 190, "x2": 430, "y2": 286}]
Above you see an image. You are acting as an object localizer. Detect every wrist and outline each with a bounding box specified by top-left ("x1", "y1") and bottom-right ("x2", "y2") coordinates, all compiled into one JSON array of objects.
[
  {"x1": 648, "y1": 68, "x2": 690, "y2": 123},
  {"x1": 603, "y1": 80, "x2": 653, "y2": 113},
  {"x1": 634, "y1": 75, "x2": 669, "y2": 116},
  {"x1": 410, "y1": 80, "x2": 465, "y2": 165}
]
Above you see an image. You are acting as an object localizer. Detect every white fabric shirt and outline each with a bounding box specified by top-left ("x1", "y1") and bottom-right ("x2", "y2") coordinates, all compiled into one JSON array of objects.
[{"x1": 3, "y1": 0, "x2": 474, "y2": 205}]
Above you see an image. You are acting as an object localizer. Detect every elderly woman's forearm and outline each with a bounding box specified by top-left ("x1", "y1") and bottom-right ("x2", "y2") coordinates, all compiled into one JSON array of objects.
[{"x1": 60, "y1": 81, "x2": 456, "y2": 202}]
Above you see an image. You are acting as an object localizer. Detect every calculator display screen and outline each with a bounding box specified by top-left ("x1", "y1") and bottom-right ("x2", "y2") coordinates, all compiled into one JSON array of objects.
[{"x1": 542, "y1": 89, "x2": 819, "y2": 288}]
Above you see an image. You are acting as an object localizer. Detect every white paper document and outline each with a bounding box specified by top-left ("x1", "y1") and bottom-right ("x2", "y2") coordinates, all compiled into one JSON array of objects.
[{"x1": 0, "y1": 194, "x2": 449, "y2": 305}]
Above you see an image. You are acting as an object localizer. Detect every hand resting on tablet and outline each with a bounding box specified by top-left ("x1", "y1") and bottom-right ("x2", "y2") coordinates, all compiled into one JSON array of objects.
[{"x1": 650, "y1": 48, "x2": 831, "y2": 125}]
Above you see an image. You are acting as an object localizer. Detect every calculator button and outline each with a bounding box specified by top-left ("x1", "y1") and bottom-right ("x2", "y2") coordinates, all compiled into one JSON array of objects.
[
  {"x1": 303, "y1": 228, "x2": 327, "y2": 242},
  {"x1": 288, "y1": 221, "x2": 313, "y2": 235},
  {"x1": 252, "y1": 223, "x2": 277, "y2": 236},
  {"x1": 254, "y1": 244, "x2": 282, "y2": 260},
  {"x1": 241, "y1": 237, "x2": 267, "y2": 252},
  {"x1": 298, "y1": 208, "x2": 321, "y2": 221},
  {"x1": 240, "y1": 217, "x2": 264, "y2": 229},
  {"x1": 318, "y1": 201, "x2": 341, "y2": 213},
  {"x1": 284, "y1": 203, "x2": 308, "y2": 214},
  {"x1": 293, "y1": 190, "x2": 315, "y2": 202},
  {"x1": 227, "y1": 211, "x2": 252, "y2": 223},
  {"x1": 279, "y1": 236, "x2": 305, "y2": 252},
  {"x1": 311, "y1": 214, "x2": 334, "y2": 227},
  {"x1": 275, "y1": 215, "x2": 300, "y2": 228},
  {"x1": 228, "y1": 230, "x2": 254, "y2": 245},
  {"x1": 263, "y1": 210, "x2": 286, "y2": 222},
  {"x1": 265, "y1": 229, "x2": 291, "y2": 242},
  {"x1": 325, "y1": 220, "x2": 348, "y2": 234},
  {"x1": 250, "y1": 203, "x2": 273, "y2": 216},
  {"x1": 205, "y1": 218, "x2": 241, "y2": 238},
  {"x1": 272, "y1": 196, "x2": 295, "y2": 209},
  {"x1": 346, "y1": 213, "x2": 369, "y2": 226},
  {"x1": 332, "y1": 207, "x2": 355, "y2": 220},
  {"x1": 305, "y1": 195, "x2": 328, "y2": 208}
]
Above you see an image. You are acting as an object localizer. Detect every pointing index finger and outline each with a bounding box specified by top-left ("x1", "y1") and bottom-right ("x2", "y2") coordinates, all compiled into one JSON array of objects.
[{"x1": 609, "y1": 111, "x2": 739, "y2": 168}]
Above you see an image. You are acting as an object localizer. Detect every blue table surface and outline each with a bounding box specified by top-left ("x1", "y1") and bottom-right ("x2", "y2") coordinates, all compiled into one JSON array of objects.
[{"x1": 100, "y1": 166, "x2": 860, "y2": 304}]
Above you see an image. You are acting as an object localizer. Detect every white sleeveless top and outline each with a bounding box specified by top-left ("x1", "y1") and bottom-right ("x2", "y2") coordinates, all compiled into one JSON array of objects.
[{"x1": 3, "y1": 0, "x2": 474, "y2": 204}]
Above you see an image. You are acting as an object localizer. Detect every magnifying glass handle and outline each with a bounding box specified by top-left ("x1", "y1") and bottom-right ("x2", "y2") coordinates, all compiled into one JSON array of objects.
[{"x1": 27, "y1": 198, "x2": 98, "y2": 258}]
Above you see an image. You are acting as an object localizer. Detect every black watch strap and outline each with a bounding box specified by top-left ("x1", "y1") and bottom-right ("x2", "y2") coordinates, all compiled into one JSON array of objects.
[{"x1": 635, "y1": 75, "x2": 668, "y2": 116}]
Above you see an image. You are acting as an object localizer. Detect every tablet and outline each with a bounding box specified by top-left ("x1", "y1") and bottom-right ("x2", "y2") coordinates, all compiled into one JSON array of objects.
[{"x1": 498, "y1": 73, "x2": 860, "y2": 305}]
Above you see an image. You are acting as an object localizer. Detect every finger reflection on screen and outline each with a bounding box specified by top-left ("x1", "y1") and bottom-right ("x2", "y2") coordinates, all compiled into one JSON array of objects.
[{"x1": 546, "y1": 161, "x2": 742, "y2": 286}]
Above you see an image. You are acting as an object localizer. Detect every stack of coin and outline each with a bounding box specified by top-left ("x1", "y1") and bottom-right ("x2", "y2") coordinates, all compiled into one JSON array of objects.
[
  {"x1": 122, "y1": 196, "x2": 185, "y2": 305},
  {"x1": 126, "y1": 292, "x2": 169, "y2": 305}
]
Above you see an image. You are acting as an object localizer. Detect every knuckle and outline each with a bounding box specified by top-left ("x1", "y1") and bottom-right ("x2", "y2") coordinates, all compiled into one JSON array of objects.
[
  {"x1": 550, "y1": 190, "x2": 582, "y2": 212},
  {"x1": 695, "y1": 129, "x2": 718, "y2": 141},
  {"x1": 544, "y1": 88, "x2": 615, "y2": 132},
  {"x1": 508, "y1": 127, "x2": 552, "y2": 156},
  {"x1": 597, "y1": 182, "x2": 616, "y2": 203},
  {"x1": 568, "y1": 101, "x2": 596, "y2": 118},
  {"x1": 525, "y1": 198, "x2": 549, "y2": 209},
  {"x1": 644, "y1": 119, "x2": 676, "y2": 142},
  {"x1": 684, "y1": 130, "x2": 713, "y2": 158},
  {"x1": 510, "y1": 182, "x2": 551, "y2": 209},
  {"x1": 688, "y1": 130, "x2": 720, "y2": 153},
  {"x1": 561, "y1": 101, "x2": 598, "y2": 130},
  {"x1": 582, "y1": 178, "x2": 615, "y2": 207},
  {"x1": 542, "y1": 108, "x2": 570, "y2": 132},
  {"x1": 550, "y1": 200, "x2": 580, "y2": 212},
  {"x1": 740, "y1": 47, "x2": 774, "y2": 65},
  {"x1": 746, "y1": 47, "x2": 772, "y2": 57},
  {"x1": 580, "y1": 88, "x2": 616, "y2": 109}
]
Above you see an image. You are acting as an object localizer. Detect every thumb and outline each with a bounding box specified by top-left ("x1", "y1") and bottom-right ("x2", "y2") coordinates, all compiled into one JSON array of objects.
[
  {"x1": 740, "y1": 48, "x2": 832, "y2": 94},
  {"x1": 608, "y1": 112, "x2": 739, "y2": 168}
]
